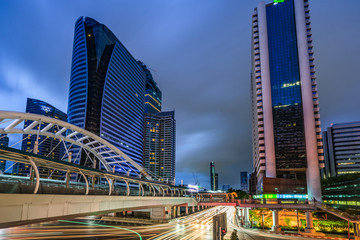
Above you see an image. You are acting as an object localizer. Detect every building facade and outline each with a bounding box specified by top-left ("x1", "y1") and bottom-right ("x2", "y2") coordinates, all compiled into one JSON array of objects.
[
  {"x1": 139, "y1": 61, "x2": 162, "y2": 114},
  {"x1": 322, "y1": 173, "x2": 360, "y2": 210},
  {"x1": 18, "y1": 98, "x2": 67, "y2": 178},
  {"x1": 240, "y1": 171, "x2": 248, "y2": 192},
  {"x1": 67, "y1": 17, "x2": 145, "y2": 176},
  {"x1": 143, "y1": 111, "x2": 176, "y2": 184},
  {"x1": 210, "y1": 161, "x2": 216, "y2": 191},
  {"x1": 251, "y1": 0, "x2": 323, "y2": 200},
  {"x1": 0, "y1": 134, "x2": 9, "y2": 173},
  {"x1": 322, "y1": 122, "x2": 360, "y2": 178}
]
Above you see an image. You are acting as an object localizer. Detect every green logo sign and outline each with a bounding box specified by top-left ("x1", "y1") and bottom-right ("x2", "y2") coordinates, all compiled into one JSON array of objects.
[{"x1": 274, "y1": 0, "x2": 285, "y2": 3}]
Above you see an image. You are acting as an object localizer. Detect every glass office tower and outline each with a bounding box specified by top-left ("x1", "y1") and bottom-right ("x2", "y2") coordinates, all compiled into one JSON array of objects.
[
  {"x1": 251, "y1": 0, "x2": 323, "y2": 200},
  {"x1": 67, "y1": 17, "x2": 145, "y2": 175},
  {"x1": 322, "y1": 122, "x2": 360, "y2": 178},
  {"x1": 0, "y1": 134, "x2": 9, "y2": 173},
  {"x1": 139, "y1": 61, "x2": 162, "y2": 114},
  {"x1": 18, "y1": 98, "x2": 67, "y2": 178},
  {"x1": 143, "y1": 111, "x2": 176, "y2": 184}
]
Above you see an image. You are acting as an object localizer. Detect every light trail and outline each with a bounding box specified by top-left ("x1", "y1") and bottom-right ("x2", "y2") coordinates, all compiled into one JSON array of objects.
[{"x1": 59, "y1": 220, "x2": 143, "y2": 240}]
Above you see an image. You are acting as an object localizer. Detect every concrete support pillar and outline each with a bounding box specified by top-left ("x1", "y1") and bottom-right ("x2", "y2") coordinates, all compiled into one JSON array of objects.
[
  {"x1": 354, "y1": 223, "x2": 360, "y2": 240},
  {"x1": 150, "y1": 207, "x2": 171, "y2": 220},
  {"x1": 197, "y1": 205, "x2": 200, "y2": 211},
  {"x1": 66, "y1": 170, "x2": 70, "y2": 188},
  {"x1": 305, "y1": 211, "x2": 316, "y2": 233},
  {"x1": 271, "y1": 210, "x2": 281, "y2": 233},
  {"x1": 92, "y1": 176, "x2": 95, "y2": 190},
  {"x1": 244, "y1": 208, "x2": 250, "y2": 227},
  {"x1": 192, "y1": 206, "x2": 195, "y2": 213},
  {"x1": 185, "y1": 206, "x2": 189, "y2": 215},
  {"x1": 177, "y1": 206, "x2": 180, "y2": 217}
]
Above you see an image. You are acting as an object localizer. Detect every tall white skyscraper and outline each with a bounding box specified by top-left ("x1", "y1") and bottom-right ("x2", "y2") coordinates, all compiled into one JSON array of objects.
[{"x1": 251, "y1": 0, "x2": 324, "y2": 201}]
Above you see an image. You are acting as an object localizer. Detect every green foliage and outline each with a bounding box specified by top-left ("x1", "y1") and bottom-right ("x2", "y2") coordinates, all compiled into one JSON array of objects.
[
  {"x1": 230, "y1": 229, "x2": 239, "y2": 240},
  {"x1": 284, "y1": 218, "x2": 291, "y2": 227},
  {"x1": 227, "y1": 188, "x2": 248, "y2": 199}
]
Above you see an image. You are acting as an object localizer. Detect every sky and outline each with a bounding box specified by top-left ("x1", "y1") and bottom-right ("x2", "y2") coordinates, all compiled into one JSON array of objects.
[{"x1": 0, "y1": 0, "x2": 360, "y2": 189}]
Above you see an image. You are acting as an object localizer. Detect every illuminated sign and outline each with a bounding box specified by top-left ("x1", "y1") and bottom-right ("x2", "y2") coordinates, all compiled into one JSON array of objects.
[
  {"x1": 274, "y1": 0, "x2": 284, "y2": 3},
  {"x1": 253, "y1": 194, "x2": 307, "y2": 199},
  {"x1": 41, "y1": 105, "x2": 52, "y2": 113}
]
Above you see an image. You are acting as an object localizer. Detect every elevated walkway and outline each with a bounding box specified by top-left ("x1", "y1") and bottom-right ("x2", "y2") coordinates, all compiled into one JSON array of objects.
[{"x1": 0, "y1": 193, "x2": 197, "y2": 228}]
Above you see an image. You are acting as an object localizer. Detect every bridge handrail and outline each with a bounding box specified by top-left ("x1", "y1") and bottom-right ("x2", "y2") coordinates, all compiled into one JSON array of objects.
[{"x1": 314, "y1": 201, "x2": 360, "y2": 222}]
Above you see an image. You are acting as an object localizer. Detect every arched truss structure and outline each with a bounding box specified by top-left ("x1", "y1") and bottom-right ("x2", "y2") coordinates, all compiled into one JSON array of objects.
[{"x1": 0, "y1": 111, "x2": 156, "y2": 180}]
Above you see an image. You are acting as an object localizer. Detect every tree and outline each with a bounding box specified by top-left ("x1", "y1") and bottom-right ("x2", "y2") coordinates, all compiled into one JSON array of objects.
[
  {"x1": 230, "y1": 229, "x2": 239, "y2": 240},
  {"x1": 227, "y1": 188, "x2": 248, "y2": 199}
]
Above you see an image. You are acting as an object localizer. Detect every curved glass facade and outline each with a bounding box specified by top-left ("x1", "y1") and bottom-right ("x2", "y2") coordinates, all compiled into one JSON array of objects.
[{"x1": 67, "y1": 17, "x2": 145, "y2": 175}]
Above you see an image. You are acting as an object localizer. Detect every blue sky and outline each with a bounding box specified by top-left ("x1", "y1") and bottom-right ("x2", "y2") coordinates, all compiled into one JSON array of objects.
[{"x1": 0, "y1": 0, "x2": 360, "y2": 189}]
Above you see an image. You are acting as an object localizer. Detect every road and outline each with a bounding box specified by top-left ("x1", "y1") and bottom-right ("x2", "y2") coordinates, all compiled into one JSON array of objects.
[{"x1": 0, "y1": 206, "x2": 339, "y2": 240}]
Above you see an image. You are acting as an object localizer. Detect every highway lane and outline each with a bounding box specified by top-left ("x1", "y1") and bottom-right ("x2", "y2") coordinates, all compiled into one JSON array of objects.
[{"x1": 0, "y1": 206, "x2": 335, "y2": 240}]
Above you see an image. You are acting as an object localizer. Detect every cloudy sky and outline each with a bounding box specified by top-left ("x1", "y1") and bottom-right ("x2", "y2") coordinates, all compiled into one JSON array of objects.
[{"x1": 0, "y1": 0, "x2": 360, "y2": 189}]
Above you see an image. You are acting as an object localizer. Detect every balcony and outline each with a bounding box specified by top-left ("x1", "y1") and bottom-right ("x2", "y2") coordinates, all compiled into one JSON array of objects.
[
  {"x1": 256, "y1": 90, "x2": 262, "y2": 95},
  {"x1": 257, "y1": 108, "x2": 263, "y2": 113},
  {"x1": 256, "y1": 96, "x2": 262, "y2": 101},
  {"x1": 318, "y1": 148, "x2": 324, "y2": 154},
  {"x1": 257, "y1": 102, "x2": 263, "y2": 107}
]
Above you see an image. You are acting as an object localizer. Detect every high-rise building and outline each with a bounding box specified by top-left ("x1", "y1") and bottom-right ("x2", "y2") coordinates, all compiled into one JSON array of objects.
[
  {"x1": 67, "y1": 17, "x2": 145, "y2": 176},
  {"x1": 240, "y1": 171, "x2": 248, "y2": 192},
  {"x1": 210, "y1": 161, "x2": 216, "y2": 191},
  {"x1": 215, "y1": 173, "x2": 219, "y2": 191},
  {"x1": 322, "y1": 122, "x2": 360, "y2": 178},
  {"x1": 251, "y1": 0, "x2": 323, "y2": 200},
  {"x1": 139, "y1": 61, "x2": 162, "y2": 114},
  {"x1": 143, "y1": 111, "x2": 176, "y2": 184},
  {"x1": 0, "y1": 134, "x2": 9, "y2": 173},
  {"x1": 17, "y1": 98, "x2": 67, "y2": 178}
]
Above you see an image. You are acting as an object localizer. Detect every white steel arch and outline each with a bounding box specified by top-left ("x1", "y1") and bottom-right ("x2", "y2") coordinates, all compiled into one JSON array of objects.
[{"x1": 0, "y1": 111, "x2": 154, "y2": 180}]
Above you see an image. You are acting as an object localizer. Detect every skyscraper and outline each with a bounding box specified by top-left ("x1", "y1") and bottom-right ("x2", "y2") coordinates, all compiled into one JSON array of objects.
[
  {"x1": 67, "y1": 17, "x2": 145, "y2": 176},
  {"x1": 139, "y1": 61, "x2": 162, "y2": 114},
  {"x1": 0, "y1": 134, "x2": 9, "y2": 173},
  {"x1": 18, "y1": 98, "x2": 67, "y2": 178},
  {"x1": 210, "y1": 162, "x2": 219, "y2": 191},
  {"x1": 240, "y1": 171, "x2": 248, "y2": 192},
  {"x1": 251, "y1": 0, "x2": 323, "y2": 200},
  {"x1": 322, "y1": 122, "x2": 360, "y2": 178},
  {"x1": 143, "y1": 111, "x2": 176, "y2": 184}
]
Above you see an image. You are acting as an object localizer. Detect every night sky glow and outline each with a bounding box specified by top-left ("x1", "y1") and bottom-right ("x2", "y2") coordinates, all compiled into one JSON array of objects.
[{"x1": 0, "y1": 0, "x2": 360, "y2": 189}]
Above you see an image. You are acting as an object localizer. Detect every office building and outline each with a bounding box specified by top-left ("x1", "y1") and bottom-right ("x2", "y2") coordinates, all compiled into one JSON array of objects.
[
  {"x1": 240, "y1": 171, "x2": 248, "y2": 192},
  {"x1": 322, "y1": 122, "x2": 360, "y2": 178},
  {"x1": 67, "y1": 17, "x2": 145, "y2": 176},
  {"x1": 322, "y1": 173, "x2": 360, "y2": 210},
  {"x1": 251, "y1": 0, "x2": 323, "y2": 200},
  {"x1": 143, "y1": 111, "x2": 176, "y2": 184},
  {"x1": 139, "y1": 61, "x2": 162, "y2": 114},
  {"x1": 0, "y1": 134, "x2": 9, "y2": 173},
  {"x1": 249, "y1": 172, "x2": 257, "y2": 195},
  {"x1": 210, "y1": 162, "x2": 216, "y2": 191},
  {"x1": 215, "y1": 173, "x2": 219, "y2": 191},
  {"x1": 18, "y1": 98, "x2": 67, "y2": 178}
]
